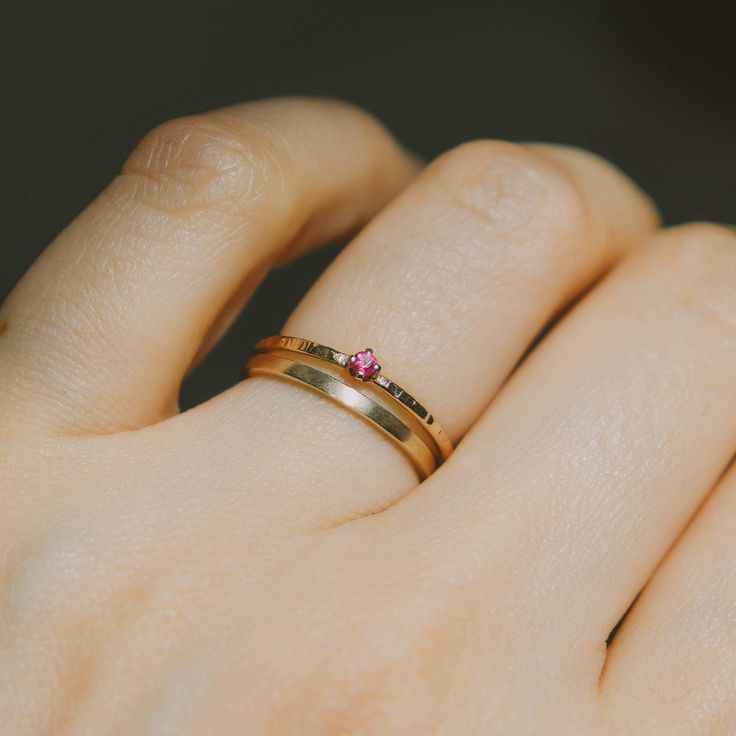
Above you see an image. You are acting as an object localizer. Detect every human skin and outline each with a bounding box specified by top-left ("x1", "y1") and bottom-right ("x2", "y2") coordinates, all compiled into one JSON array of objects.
[{"x1": 1, "y1": 96, "x2": 736, "y2": 734}]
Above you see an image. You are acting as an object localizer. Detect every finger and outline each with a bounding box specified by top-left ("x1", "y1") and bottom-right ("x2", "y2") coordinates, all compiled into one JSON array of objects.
[
  {"x1": 402, "y1": 224, "x2": 736, "y2": 671},
  {"x1": 600, "y1": 462, "x2": 736, "y2": 733},
  {"x1": 198, "y1": 140, "x2": 657, "y2": 522},
  {"x1": 0, "y1": 97, "x2": 417, "y2": 434}
]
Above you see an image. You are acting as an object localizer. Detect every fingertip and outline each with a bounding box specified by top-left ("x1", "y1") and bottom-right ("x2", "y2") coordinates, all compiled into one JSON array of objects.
[{"x1": 524, "y1": 143, "x2": 661, "y2": 253}]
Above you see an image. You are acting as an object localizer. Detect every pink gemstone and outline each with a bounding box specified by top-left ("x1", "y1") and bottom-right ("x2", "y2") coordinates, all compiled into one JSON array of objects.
[{"x1": 349, "y1": 350, "x2": 379, "y2": 380}]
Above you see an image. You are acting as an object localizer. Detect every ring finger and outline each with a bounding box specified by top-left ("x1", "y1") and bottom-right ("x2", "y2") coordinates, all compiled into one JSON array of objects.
[{"x1": 200, "y1": 140, "x2": 657, "y2": 522}]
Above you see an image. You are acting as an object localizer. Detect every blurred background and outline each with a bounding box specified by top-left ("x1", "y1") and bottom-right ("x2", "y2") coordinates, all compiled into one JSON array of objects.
[{"x1": 2, "y1": 0, "x2": 733, "y2": 408}]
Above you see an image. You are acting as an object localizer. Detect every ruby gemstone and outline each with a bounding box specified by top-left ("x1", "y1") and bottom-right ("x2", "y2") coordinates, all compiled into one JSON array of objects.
[{"x1": 349, "y1": 350, "x2": 379, "y2": 380}]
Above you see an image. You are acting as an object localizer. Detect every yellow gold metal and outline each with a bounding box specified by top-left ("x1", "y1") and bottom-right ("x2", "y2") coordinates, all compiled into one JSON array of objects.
[
  {"x1": 253, "y1": 335, "x2": 453, "y2": 463},
  {"x1": 246, "y1": 352, "x2": 438, "y2": 479}
]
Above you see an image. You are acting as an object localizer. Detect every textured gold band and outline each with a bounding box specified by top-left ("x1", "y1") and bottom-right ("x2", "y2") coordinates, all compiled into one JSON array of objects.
[
  {"x1": 253, "y1": 335, "x2": 453, "y2": 462},
  {"x1": 246, "y1": 352, "x2": 438, "y2": 478}
]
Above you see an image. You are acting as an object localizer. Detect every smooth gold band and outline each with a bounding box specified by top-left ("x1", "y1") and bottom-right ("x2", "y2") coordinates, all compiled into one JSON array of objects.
[
  {"x1": 253, "y1": 335, "x2": 453, "y2": 462},
  {"x1": 246, "y1": 352, "x2": 438, "y2": 478}
]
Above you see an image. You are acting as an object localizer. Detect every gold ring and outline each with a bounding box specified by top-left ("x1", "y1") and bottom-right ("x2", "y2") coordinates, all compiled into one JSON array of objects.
[
  {"x1": 253, "y1": 335, "x2": 453, "y2": 462},
  {"x1": 246, "y1": 352, "x2": 438, "y2": 478}
]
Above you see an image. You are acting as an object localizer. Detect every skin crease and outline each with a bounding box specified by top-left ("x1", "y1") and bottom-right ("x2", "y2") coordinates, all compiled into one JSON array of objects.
[{"x1": 1, "y1": 97, "x2": 735, "y2": 735}]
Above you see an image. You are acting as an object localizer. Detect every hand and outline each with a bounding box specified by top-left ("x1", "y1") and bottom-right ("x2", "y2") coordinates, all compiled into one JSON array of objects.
[{"x1": 2, "y1": 97, "x2": 734, "y2": 734}]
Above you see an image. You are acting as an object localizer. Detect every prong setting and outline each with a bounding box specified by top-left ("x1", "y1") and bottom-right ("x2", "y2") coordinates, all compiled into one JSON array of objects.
[{"x1": 348, "y1": 348, "x2": 381, "y2": 381}]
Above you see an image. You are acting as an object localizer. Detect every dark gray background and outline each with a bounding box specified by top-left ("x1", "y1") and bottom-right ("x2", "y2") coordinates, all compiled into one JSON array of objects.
[{"x1": 2, "y1": 0, "x2": 733, "y2": 408}]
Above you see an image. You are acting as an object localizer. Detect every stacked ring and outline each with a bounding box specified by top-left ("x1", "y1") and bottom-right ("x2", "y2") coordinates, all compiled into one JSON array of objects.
[{"x1": 245, "y1": 336, "x2": 453, "y2": 479}]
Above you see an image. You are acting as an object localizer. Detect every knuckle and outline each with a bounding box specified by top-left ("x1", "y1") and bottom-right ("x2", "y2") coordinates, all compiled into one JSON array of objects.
[
  {"x1": 311, "y1": 641, "x2": 414, "y2": 733},
  {"x1": 428, "y1": 139, "x2": 590, "y2": 247},
  {"x1": 667, "y1": 221, "x2": 736, "y2": 258},
  {"x1": 311, "y1": 639, "x2": 438, "y2": 733},
  {"x1": 286, "y1": 575, "x2": 455, "y2": 734},
  {"x1": 118, "y1": 113, "x2": 283, "y2": 216},
  {"x1": 652, "y1": 223, "x2": 736, "y2": 333}
]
